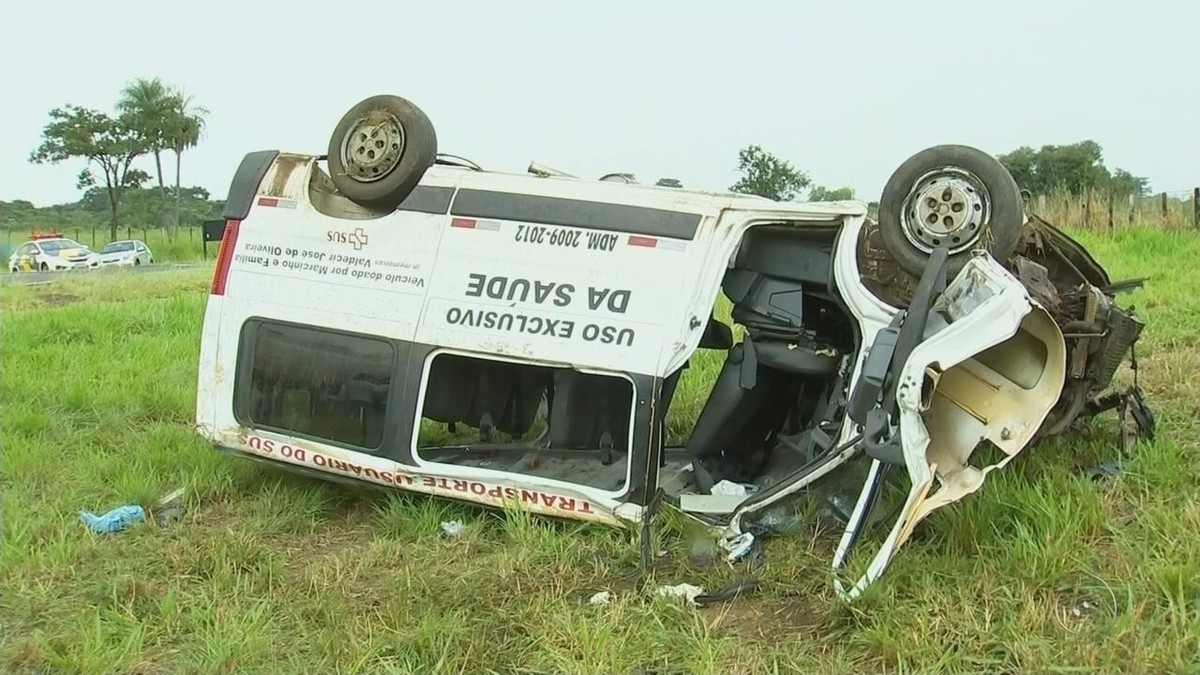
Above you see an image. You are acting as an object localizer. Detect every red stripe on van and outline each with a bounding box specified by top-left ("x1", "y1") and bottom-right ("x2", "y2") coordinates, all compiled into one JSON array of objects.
[
  {"x1": 451, "y1": 218, "x2": 477, "y2": 229},
  {"x1": 211, "y1": 220, "x2": 241, "y2": 296},
  {"x1": 627, "y1": 235, "x2": 658, "y2": 248}
]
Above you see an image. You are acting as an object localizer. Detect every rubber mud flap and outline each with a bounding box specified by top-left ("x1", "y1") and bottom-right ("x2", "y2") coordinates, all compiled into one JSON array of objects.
[{"x1": 221, "y1": 150, "x2": 280, "y2": 220}]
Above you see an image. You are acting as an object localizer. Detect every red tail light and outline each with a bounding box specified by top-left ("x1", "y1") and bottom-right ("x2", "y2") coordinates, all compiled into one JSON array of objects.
[{"x1": 210, "y1": 219, "x2": 241, "y2": 296}]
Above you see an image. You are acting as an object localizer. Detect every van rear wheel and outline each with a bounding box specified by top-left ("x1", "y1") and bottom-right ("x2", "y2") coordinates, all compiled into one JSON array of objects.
[
  {"x1": 877, "y1": 144, "x2": 1024, "y2": 277},
  {"x1": 326, "y1": 94, "x2": 438, "y2": 213}
]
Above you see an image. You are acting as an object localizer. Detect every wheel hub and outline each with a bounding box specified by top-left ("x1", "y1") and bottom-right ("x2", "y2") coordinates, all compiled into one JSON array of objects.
[
  {"x1": 901, "y1": 168, "x2": 990, "y2": 254},
  {"x1": 341, "y1": 112, "x2": 406, "y2": 183}
]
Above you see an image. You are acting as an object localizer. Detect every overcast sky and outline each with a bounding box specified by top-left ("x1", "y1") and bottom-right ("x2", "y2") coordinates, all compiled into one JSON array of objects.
[{"x1": 2, "y1": 0, "x2": 1196, "y2": 208}]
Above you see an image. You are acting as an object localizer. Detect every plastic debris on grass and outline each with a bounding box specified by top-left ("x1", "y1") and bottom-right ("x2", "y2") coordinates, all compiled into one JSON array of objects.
[
  {"x1": 588, "y1": 591, "x2": 612, "y2": 605},
  {"x1": 657, "y1": 583, "x2": 706, "y2": 606},
  {"x1": 720, "y1": 531, "x2": 756, "y2": 562},
  {"x1": 441, "y1": 519, "x2": 465, "y2": 537},
  {"x1": 153, "y1": 487, "x2": 186, "y2": 527},
  {"x1": 79, "y1": 487, "x2": 187, "y2": 534},
  {"x1": 79, "y1": 505, "x2": 145, "y2": 534}
]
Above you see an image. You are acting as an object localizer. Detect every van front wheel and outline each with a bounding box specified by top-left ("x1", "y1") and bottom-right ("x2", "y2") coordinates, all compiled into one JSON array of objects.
[
  {"x1": 877, "y1": 144, "x2": 1024, "y2": 277},
  {"x1": 326, "y1": 94, "x2": 438, "y2": 212}
]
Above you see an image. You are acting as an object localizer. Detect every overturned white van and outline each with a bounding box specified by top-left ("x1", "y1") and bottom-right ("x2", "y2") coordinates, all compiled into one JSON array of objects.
[{"x1": 195, "y1": 94, "x2": 1152, "y2": 598}]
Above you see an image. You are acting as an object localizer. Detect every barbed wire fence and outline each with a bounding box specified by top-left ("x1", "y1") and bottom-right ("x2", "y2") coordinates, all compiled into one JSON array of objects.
[{"x1": 1030, "y1": 187, "x2": 1199, "y2": 231}]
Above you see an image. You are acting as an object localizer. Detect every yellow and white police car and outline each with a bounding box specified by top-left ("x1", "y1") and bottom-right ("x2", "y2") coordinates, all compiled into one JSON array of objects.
[{"x1": 8, "y1": 232, "x2": 101, "y2": 273}]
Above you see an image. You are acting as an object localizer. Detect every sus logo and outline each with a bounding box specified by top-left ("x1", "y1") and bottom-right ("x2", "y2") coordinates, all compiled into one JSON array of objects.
[{"x1": 327, "y1": 227, "x2": 370, "y2": 250}]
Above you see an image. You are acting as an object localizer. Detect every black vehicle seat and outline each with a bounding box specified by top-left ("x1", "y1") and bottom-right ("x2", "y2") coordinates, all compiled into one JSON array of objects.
[
  {"x1": 422, "y1": 356, "x2": 550, "y2": 441},
  {"x1": 683, "y1": 225, "x2": 844, "y2": 491}
]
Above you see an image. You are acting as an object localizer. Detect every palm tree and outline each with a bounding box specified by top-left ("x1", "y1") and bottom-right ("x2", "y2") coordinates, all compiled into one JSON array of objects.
[
  {"x1": 116, "y1": 78, "x2": 173, "y2": 231},
  {"x1": 165, "y1": 88, "x2": 208, "y2": 239}
]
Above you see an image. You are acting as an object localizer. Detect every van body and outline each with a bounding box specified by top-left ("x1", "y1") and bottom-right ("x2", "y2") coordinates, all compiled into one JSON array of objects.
[{"x1": 195, "y1": 149, "x2": 1135, "y2": 598}]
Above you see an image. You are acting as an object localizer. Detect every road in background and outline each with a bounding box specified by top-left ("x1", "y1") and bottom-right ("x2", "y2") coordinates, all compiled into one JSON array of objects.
[{"x1": 1, "y1": 262, "x2": 211, "y2": 286}]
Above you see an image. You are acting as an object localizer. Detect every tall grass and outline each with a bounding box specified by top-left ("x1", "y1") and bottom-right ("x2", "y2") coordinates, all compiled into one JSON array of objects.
[
  {"x1": 1033, "y1": 187, "x2": 1196, "y2": 231},
  {"x1": 1, "y1": 228, "x2": 1198, "y2": 673}
]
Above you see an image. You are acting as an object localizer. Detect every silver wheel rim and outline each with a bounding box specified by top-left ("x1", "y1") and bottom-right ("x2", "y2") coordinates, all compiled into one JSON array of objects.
[
  {"x1": 900, "y1": 167, "x2": 990, "y2": 254},
  {"x1": 340, "y1": 111, "x2": 406, "y2": 183}
]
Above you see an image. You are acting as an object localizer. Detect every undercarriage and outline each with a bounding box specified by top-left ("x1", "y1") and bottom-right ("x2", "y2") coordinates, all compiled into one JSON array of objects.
[{"x1": 858, "y1": 211, "x2": 1154, "y2": 449}]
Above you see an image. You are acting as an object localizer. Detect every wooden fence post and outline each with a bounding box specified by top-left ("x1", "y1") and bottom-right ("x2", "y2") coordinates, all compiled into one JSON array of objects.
[
  {"x1": 1160, "y1": 192, "x2": 1168, "y2": 228},
  {"x1": 1193, "y1": 187, "x2": 1199, "y2": 230},
  {"x1": 1107, "y1": 192, "x2": 1115, "y2": 229},
  {"x1": 1128, "y1": 194, "x2": 1135, "y2": 227}
]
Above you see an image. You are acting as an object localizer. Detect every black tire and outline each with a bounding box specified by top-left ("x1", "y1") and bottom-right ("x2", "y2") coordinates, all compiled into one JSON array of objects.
[
  {"x1": 878, "y1": 144, "x2": 1023, "y2": 277},
  {"x1": 40, "y1": 262, "x2": 49, "y2": 272},
  {"x1": 134, "y1": 258, "x2": 141, "y2": 266},
  {"x1": 326, "y1": 94, "x2": 438, "y2": 212}
]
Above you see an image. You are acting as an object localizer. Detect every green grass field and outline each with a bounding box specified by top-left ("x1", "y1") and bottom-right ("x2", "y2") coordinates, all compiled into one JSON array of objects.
[{"x1": 2, "y1": 227, "x2": 1198, "y2": 674}]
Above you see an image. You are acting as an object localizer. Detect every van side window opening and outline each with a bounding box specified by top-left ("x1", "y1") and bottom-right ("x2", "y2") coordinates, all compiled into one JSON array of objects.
[
  {"x1": 237, "y1": 321, "x2": 395, "y2": 449},
  {"x1": 416, "y1": 353, "x2": 635, "y2": 492}
]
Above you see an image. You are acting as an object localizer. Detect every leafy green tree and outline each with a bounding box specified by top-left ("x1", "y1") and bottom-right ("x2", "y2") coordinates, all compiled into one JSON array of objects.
[
  {"x1": 165, "y1": 89, "x2": 208, "y2": 235},
  {"x1": 123, "y1": 186, "x2": 222, "y2": 229},
  {"x1": 729, "y1": 145, "x2": 810, "y2": 201},
  {"x1": 997, "y1": 140, "x2": 1148, "y2": 198},
  {"x1": 117, "y1": 79, "x2": 208, "y2": 241},
  {"x1": 4, "y1": 186, "x2": 221, "y2": 239},
  {"x1": 29, "y1": 105, "x2": 150, "y2": 240},
  {"x1": 997, "y1": 145, "x2": 1037, "y2": 193},
  {"x1": 655, "y1": 177, "x2": 683, "y2": 188},
  {"x1": 0, "y1": 200, "x2": 37, "y2": 223},
  {"x1": 1108, "y1": 169, "x2": 1150, "y2": 198},
  {"x1": 117, "y1": 77, "x2": 175, "y2": 229},
  {"x1": 808, "y1": 185, "x2": 855, "y2": 202},
  {"x1": 1040, "y1": 140, "x2": 1108, "y2": 194}
]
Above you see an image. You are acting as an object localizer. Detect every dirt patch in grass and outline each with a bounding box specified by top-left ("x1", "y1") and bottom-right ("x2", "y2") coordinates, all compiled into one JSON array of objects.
[
  {"x1": 34, "y1": 292, "x2": 83, "y2": 307},
  {"x1": 705, "y1": 596, "x2": 824, "y2": 641}
]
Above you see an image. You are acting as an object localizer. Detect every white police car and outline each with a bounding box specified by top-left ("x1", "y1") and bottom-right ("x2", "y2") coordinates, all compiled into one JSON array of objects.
[
  {"x1": 98, "y1": 239, "x2": 154, "y2": 267},
  {"x1": 8, "y1": 232, "x2": 100, "y2": 272}
]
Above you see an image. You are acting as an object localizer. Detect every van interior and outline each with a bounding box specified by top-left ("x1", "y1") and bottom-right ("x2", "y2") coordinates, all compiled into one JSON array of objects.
[{"x1": 412, "y1": 223, "x2": 862, "y2": 506}]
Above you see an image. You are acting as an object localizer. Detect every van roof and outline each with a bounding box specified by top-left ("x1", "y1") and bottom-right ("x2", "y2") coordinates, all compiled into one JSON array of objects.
[
  {"x1": 415, "y1": 162, "x2": 871, "y2": 222},
  {"x1": 253, "y1": 151, "x2": 872, "y2": 229}
]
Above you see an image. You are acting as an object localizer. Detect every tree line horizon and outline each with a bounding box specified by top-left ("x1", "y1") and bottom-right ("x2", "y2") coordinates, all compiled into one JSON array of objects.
[{"x1": 6, "y1": 77, "x2": 1160, "y2": 238}]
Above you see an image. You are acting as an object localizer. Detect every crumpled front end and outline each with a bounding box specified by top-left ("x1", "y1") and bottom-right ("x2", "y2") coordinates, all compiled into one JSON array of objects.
[{"x1": 831, "y1": 252, "x2": 1067, "y2": 599}]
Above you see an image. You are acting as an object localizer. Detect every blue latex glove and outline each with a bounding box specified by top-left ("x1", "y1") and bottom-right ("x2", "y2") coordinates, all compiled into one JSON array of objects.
[{"x1": 79, "y1": 505, "x2": 145, "y2": 534}]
